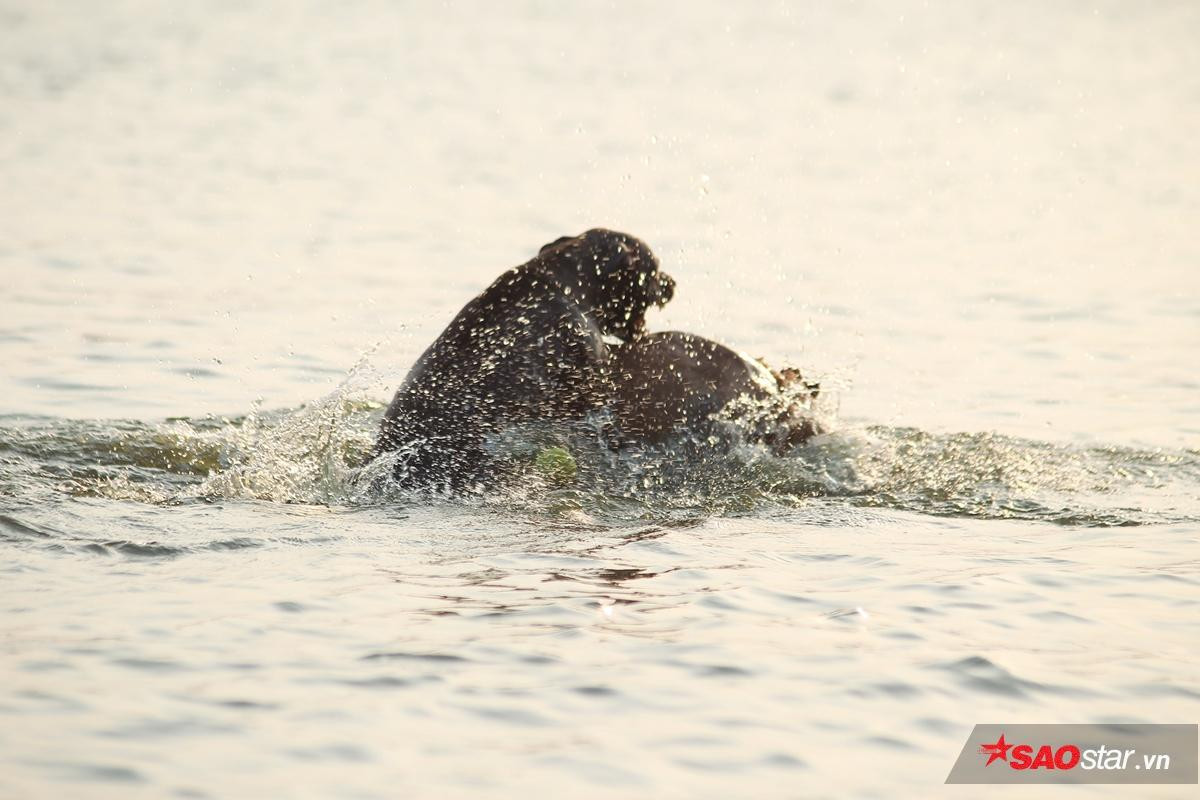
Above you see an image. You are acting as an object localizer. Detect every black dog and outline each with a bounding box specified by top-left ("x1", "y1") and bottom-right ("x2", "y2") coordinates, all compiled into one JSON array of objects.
[
  {"x1": 604, "y1": 331, "x2": 821, "y2": 453},
  {"x1": 375, "y1": 228, "x2": 675, "y2": 489}
]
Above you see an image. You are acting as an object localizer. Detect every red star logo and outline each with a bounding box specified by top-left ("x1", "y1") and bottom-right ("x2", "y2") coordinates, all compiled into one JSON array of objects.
[{"x1": 979, "y1": 733, "x2": 1012, "y2": 766}]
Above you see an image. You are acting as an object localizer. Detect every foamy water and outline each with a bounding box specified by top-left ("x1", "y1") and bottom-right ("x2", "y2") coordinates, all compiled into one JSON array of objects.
[{"x1": 2, "y1": 2, "x2": 1198, "y2": 797}]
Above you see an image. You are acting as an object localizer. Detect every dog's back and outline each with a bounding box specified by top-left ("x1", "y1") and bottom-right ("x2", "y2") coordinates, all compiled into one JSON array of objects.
[{"x1": 606, "y1": 331, "x2": 821, "y2": 452}]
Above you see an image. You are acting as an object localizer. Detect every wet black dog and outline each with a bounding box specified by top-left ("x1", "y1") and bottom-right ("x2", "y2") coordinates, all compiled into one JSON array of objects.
[
  {"x1": 373, "y1": 230, "x2": 822, "y2": 491},
  {"x1": 604, "y1": 331, "x2": 821, "y2": 453},
  {"x1": 374, "y1": 228, "x2": 675, "y2": 489}
]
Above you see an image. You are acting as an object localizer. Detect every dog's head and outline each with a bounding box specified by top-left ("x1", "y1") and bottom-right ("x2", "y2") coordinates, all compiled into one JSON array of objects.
[{"x1": 537, "y1": 228, "x2": 675, "y2": 340}]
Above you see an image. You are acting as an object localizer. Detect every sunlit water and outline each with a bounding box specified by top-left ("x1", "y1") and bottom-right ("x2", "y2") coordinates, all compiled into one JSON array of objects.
[{"x1": 2, "y1": 2, "x2": 1198, "y2": 798}]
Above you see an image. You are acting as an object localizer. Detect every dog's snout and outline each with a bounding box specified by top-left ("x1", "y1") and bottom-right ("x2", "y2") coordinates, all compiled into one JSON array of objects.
[{"x1": 655, "y1": 272, "x2": 675, "y2": 306}]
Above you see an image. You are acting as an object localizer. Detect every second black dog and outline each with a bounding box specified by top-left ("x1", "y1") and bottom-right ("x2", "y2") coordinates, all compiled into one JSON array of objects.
[{"x1": 604, "y1": 331, "x2": 821, "y2": 453}]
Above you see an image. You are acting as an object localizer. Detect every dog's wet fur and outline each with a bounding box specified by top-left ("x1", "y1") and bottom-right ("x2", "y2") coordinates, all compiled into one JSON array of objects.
[
  {"x1": 607, "y1": 331, "x2": 821, "y2": 453},
  {"x1": 374, "y1": 228, "x2": 818, "y2": 490}
]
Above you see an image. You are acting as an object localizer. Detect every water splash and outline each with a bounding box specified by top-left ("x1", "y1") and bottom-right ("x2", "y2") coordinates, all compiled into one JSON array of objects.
[
  {"x1": 0, "y1": 382, "x2": 1196, "y2": 528},
  {"x1": 195, "y1": 394, "x2": 381, "y2": 504}
]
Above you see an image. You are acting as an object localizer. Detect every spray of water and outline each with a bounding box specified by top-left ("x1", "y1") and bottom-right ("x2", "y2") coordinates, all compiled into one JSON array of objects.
[{"x1": 1, "y1": 354, "x2": 1196, "y2": 527}]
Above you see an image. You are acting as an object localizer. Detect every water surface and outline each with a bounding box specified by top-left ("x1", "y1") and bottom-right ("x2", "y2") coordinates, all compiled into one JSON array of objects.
[{"x1": 2, "y1": 1, "x2": 1198, "y2": 797}]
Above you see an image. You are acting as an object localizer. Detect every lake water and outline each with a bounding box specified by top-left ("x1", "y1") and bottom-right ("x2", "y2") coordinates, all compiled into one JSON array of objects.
[{"x1": 2, "y1": 1, "x2": 1198, "y2": 797}]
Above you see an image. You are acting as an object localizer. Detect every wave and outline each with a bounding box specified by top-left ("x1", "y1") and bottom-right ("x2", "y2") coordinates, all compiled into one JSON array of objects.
[{"x1": 1, "y1": 379, "x2": 1196, "y2": 529}]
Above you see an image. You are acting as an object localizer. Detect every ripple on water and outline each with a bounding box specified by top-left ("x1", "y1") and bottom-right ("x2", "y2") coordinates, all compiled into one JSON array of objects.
[
  {"x1": 931, "y1": 655, "x2": 1101, "y2": 700},
  {"x1": 82, "y1": 540, "x2": 185, "y2": 558},
  {"x1": 98, "y1": 716, "x2": 240, "y2": 740},
  {"x1": 336, "y1": 676, "x2": 423, "y2": 690},
  {"x1": 286, "y1": 743, "x2": 373, "y2": 763},
  {"x1": 0, "y1": 514, "x2": 57, "y2": 540},
  {"x1": 360, "y1": 651, "x2": 469, "y2": 664},
  {"x1": 110, "y1": 657, "x2": 188, "y2": 674},
  {"x1": 38, "y1": 762, "x2": 144, "y2": 784}
]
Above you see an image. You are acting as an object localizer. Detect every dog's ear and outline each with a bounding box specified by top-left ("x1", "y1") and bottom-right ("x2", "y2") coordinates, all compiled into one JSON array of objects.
[{"x1": 539, "y1": 235, "x2": 576, "y2": 255}]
